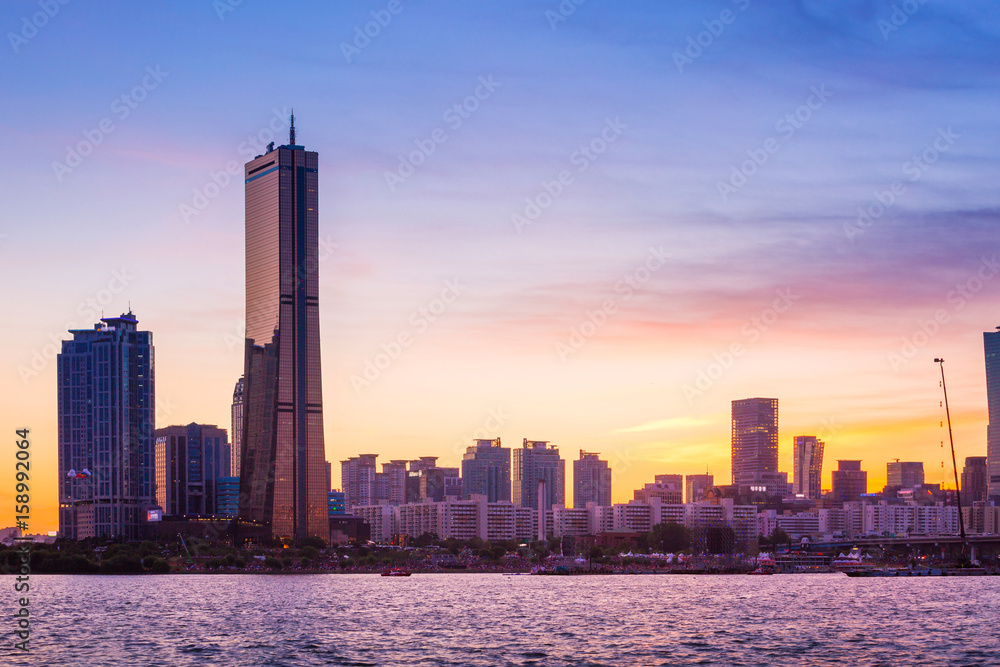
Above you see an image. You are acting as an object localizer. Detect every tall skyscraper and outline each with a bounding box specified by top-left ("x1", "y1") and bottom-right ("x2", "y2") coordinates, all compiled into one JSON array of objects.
[
  {"x1": 792, "y1": 436, "x2": 824, "y2": 499},
  {"x1": 154, "y1": 423, "x2": 230, "y2": 516},
  {"x1": 513, "y1": 439, "x2": 565, "y2": 510},
  {"x1": 462, "y1": 438, "x2": 512, "y2": 502},
  {"x1": 886, "y1": 460, "x2": 924, "y2": 489},
  {"x1": 574, "y1": 450, "x2": 612, "y2": 508},
  {"x1": 985, "y1": 329, "x2": 1000, "y2": 502},
  {"x1": 240, "y1": 116, "x2": 329, "y2": 543},
  {"x1": 58, "y1": 311, "x2": 154, "y2": 540},
  {"x1": 230, "y1": 376, "x2": 244, "y2": 478},
  {"x1": 962, "y1": 456, "x2": 988, "y2": 505},
  {"x1": 731, "y1": 398, "x2": 779, "y2": 486},
  {"x1": 685, "y1": 473, "x2": 714, "y2": 503},
  {"x1": 831, "y1": 460, "x2": 867, "y2": 502}
]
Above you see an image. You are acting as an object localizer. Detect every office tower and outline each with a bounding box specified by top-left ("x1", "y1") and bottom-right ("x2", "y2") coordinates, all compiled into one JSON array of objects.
[
  {"x1": 985, "y1": 329, "x2": 1000, "y2": 502},
  {"x1": 57, "y1": 311, "x2": 154, "y2": 540},
  {"x1": 340, "y1": 454, "x2": 378, "y2": 509},
  {"x1": 325, "y1": 461, "x2": 332, "y2": 492},
  {"x1": 154, "y1": 423, "x2": 230, "y2": 516},
  {"x1": 962, "y1": 456, "x2": 988, "y2": 504},
  {"x1": 574, "y1": 451, "x2": 612, "y2": 508},
  {"x1": 217, "y1": 477, "x2": 240, "y2": 517},
  {"x1": 685, "y1": 473, "x2": 714, "y2": 504},
  {"x1": 230, "y1": 376, "x2": 244, "y2": 477},
  {"x1": 831, "y1": 460, "x2": 867, "y2": 502},
  {"x1": 240, "y1": 116, "x2": 329, "y2": 544},
  {"x1": 634, "y1": 474, "x2": 683, "y2": 504},
  {"x1": 886, "y1": 460, "x2": 924, "y2": 489},
  {"x1": 513, "y1": 439, "x2": 565, "y2": 510},
  {"x1": 462, "y1": 438, "x2": 512, "y2": 503},
  {"x1": 731, "y1": 398, "x2": 779, "y2": 486},
  {"x1": 792, "y1": 436, "x2": 824, "y2": 499}
]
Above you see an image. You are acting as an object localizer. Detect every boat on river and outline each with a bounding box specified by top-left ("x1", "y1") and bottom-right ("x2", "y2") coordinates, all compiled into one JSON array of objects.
[{"x1": 381, "y1": 568, "x2": 412, "y2": 577}]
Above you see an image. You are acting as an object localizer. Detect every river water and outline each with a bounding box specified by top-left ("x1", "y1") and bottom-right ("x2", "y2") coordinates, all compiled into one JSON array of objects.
[{"x1": 3, "y1": 573, "x2": 998, "y2": 666}]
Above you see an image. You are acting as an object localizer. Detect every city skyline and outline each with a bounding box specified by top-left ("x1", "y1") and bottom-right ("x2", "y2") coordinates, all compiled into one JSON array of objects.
[{"x1": 3, "y1": 2, "x2": 1000, "y2": 533}]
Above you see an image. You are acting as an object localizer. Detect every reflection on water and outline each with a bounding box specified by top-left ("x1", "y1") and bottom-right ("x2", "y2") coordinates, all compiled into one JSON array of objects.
[{"x1": 3, "y1": 573, "x2": 999, "y2": 666}]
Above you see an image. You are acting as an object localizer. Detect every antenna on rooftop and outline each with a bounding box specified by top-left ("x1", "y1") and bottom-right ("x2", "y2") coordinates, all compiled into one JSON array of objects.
[{"x1": 289, "y1": 109, "x2": 296, "y2": 145}]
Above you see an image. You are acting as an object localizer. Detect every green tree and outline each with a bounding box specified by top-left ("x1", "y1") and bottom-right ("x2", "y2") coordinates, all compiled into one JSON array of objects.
[{"x1": 648, "y1": 522, "x2": 691, "y2": 553}]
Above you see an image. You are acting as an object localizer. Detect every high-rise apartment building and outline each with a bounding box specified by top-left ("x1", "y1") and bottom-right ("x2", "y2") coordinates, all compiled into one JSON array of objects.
[
  {"x1": 574, "y1": 451, "x2": 611, "y2": 508},
  {"x1": 792, "y1": 436, "x2": 824, "y2": 499},
  {"x1": 731, "y1": 398, "x2": 779, "y2": 487},
  {"x1": 886, "y1": 460, "x2": 924, "y2": 489},
  {"x1": 239, "y1": 117, "x2": 329, "y2": 543},
  {"x1": 230, "y1": 376, "x2": 244, "y2": 478},
  {"x1": 685, "y1": 473, "x2": 714, "y2": 503},
  {"x1": 513, "y1": 439, "x2": 565, "y2": 511},
  {"x1": 985, "y1": 329, "x2": 1000, "y2": 502},
  {"x1": 832, "y1": 460, "x2": 867, "y2": 502},
  {"x1": 962, "y1": 456, "x2": 988, "y2": 505},
  {"x1": 341, "y1": 454, "x2": 378, "y2": 509},
  {"x1": 380, "y1": 460, "x2": 408, "y2": 505},
  {"x1": 58, "y1": 311, "x2": 154, "y2": 541},
  {"x1": 462, "y1": 438, "x2": 512, "y2": 503},
  {"x1": 154, "y1": 423, "x2": 230, "y2": 516}
]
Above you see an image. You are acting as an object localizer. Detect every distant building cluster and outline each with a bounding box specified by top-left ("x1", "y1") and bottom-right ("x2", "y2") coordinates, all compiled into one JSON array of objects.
[{"x1": 47, "y1": 120, "x2": 1000, "y2": 545}]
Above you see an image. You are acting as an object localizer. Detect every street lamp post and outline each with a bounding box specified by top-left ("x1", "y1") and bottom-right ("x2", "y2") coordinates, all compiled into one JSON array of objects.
[{"x1": 933, "y1": 358, "x2": 967, "y2": 557}]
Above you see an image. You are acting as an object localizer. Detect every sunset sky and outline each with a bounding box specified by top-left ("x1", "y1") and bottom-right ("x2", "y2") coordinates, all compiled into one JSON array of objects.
[{"x1": 2, "y1": 1, "x2": 999, "y2": 533}]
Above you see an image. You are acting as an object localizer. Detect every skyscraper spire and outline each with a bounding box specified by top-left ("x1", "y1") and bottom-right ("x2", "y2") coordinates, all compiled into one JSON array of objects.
[{"x1": 289, "y1": 108, "x2": 296, "y2": 145}]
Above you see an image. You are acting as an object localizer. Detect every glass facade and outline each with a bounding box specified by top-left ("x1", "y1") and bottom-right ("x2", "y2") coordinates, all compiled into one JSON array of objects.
[
  {"x1": 985, "y1": 331, "x2": 1000, "y2": 502},
  {"x1": 231, "y1": 376, "x2": 244, "y2": 477},
  {"x1": 792, "y1": 435, "x2": 824, "y2": 499},
  {"x1": 240, "y1": 134, "x2": 329, "y2": 543},
  {"x1": 57, "y1": 312, "x2": 154, "y2": 541},
  {"x1": 154, "y1": 423, "x2": 230, "y2": 516},
  {"x1": 731, "y1": 398, "x2": 779, "y2": 486}
]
